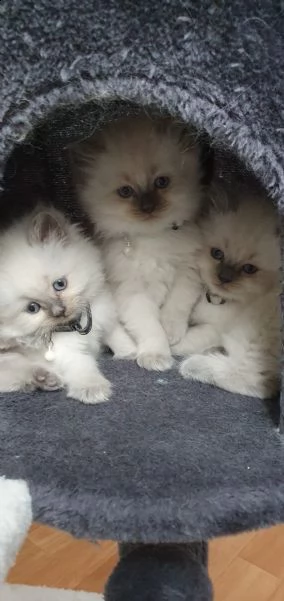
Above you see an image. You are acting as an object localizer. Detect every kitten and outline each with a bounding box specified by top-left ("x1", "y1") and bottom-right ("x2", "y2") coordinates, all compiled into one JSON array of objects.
[
  {"x1": 0, "y1": 207, "x2": 135, "y2": 403},
  {"x1": 173, "y1": 188, "x2": 280, "y2": 398},
  {"x1": 74, "y1": 115, "x2": 204, "y2": 371}
]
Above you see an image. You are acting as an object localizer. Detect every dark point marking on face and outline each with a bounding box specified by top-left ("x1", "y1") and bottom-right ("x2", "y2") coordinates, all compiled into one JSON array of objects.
[
  {"x1": 211, "y1": 248, "x2": 258, "y2": 287},
  {"x1": 132, "y1": 188, "x2": 169, "y2": 218},
  {"x1": 217, "y1": 263, "x2": 236, "y2": 284},
  {"x1": 116, "y1": 178, "x2": 170, "y2": 219}
]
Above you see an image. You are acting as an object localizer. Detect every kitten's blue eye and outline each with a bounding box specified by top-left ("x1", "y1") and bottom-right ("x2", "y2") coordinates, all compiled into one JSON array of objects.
[
  {"x1": 27, "y1": 302, "x2": 41, "y2": 314},
  {"x1": 242, "y1": 264, "x2": 258, "y2": 275},
  {"x1": 117, "y1": 186, "x2": 134, "y2": 199},
  {"x1": 211, "y1": 248, "x2": 224, "y2": 261},
  {"x1": 154, "y1": 176, "x2": 170, "y2": 189},
  {"x1": 53, "y1": 277, "x2": 67, "y2": 291}
]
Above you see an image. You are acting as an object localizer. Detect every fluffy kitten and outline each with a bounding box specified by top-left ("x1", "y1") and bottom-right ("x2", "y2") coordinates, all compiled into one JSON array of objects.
[
  {"x1": 174, "y1": 189, "x2": 280, "y2": 398},
  {"x1": 0, "y1": 207, "x2": 135, "y2": 403},
  {"x1": 74, "y1": 115, "x2": 204, "y2": 371}
]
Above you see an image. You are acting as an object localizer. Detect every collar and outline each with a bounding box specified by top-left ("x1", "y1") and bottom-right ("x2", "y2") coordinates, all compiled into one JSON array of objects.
[
  {"x1": 206, "y1": 291, "x2": 226, "y2": 305},
  {"x1": 53, "y1": 303, "x2": 92, "y2": 335},
  {"x1": 123, "y1": 222, "x2": 181, "y2": 255}
]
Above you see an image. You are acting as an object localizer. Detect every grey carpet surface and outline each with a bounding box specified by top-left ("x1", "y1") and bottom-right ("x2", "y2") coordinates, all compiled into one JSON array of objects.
[
  {"x1": 1, "y1": 0, "x2": 284, "y2": 543},
  {"x1": 0, "y1": 359, "x2": 283, "y2": 542}
]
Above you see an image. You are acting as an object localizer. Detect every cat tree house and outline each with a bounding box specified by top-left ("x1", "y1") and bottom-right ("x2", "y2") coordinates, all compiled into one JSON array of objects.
[{"x1": 1, "y1": 1, "x2": 284, "y2": 599}]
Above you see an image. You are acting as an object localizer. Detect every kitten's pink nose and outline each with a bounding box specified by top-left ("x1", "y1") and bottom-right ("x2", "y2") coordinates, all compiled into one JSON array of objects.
[{"x1": 50, "y1": 302, "x2": 66, "y2": 317}]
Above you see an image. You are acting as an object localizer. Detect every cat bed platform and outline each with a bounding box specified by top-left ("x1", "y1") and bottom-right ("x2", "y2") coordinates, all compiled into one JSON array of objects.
[{"x1": 0, "y1": 359, "x2": 283, "y2": 543}]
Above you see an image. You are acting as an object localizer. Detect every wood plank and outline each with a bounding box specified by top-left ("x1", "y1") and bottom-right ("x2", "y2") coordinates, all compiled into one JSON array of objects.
[
  {"x1": 241, "y1": 525, "x2": 284, "y2": 579},
  {"x1": 7, "y1": 523, "x2": 284, "y2": 600},
  {"x1": 268, "y1": 579, "x2": 284, "y2": 601},
  {"x1": 213, "y1": 557, "x2": 279, "y2": 601},
  {"x1": 209, "y1": 531, "x2": 256, "y2": 580}
]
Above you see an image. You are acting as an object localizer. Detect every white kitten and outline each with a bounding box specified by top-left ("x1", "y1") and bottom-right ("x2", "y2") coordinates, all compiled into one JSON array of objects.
[
  {"x1": 74, "y1": 115, "x2": 203, "y2": 371},
  {"x1": 0, "y1": 207, "x2": 134, "y2": 403},
  {"x1": 174, "y1": 189, "x2": 280, "y2": 398}
]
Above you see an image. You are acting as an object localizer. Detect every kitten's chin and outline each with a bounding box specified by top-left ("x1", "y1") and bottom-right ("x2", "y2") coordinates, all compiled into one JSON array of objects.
[
  {"x1": 98, "y1": 214, "x2": 187, "y2": 238},
  {"x1": 203, "y1": 280, "x2": 242, "y2": 303}
]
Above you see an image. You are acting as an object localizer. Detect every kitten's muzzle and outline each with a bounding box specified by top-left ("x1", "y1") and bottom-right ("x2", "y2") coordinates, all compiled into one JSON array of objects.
[
  {"x1": 53, "y1": 304, "x2": 92, "y2": 335},
  {"x1": 217, "y1": 263, "x2": 236, "y2": 284},
  {"x1": 138, "y1": 192, "x2": 157, "y2": 214},
  {"x1": 50, "y1": 301, "x2": 66, "y2": 317}
]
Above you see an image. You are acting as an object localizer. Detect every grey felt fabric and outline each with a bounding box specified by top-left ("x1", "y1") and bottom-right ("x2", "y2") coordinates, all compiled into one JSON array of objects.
[
  {"x1": 0, "y1": 0, "x2": 284, "y2": 545},
  {"x1": 0, "y1": 359, "x2": 283, "y2": 542}
]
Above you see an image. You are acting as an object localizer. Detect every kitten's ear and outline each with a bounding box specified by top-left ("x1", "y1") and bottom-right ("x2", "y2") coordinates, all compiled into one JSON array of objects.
[
  {"x1": 178, "y1": 126, "x2": 196, "y2": 151},
  {"x1": 199, "y1": 134, "x2": 215, "y2": 186},
  {"x1": 205, "y1": 183, "x2": 230, "y2": 214},
  {"x1": 69, "y1": 136, "x2": 105, "y2": 184},
  {"x1": 28, "y1": 210, "x2": 68, "y2": 245},
  {"x1": 174, "y1": 123, "x2": 215, "y2": 185},
  {"x1": 70, "y1": 136, "x2": 105, "y2": 167}
]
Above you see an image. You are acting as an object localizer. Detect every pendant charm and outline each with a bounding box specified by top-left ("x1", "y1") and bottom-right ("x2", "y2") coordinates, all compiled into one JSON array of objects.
[
  {"x1": 124, "y1": 238, "x2": 131, "y2": 255},
  {"x1": 45, "y1": 343, "x2": 55, "y2": 362}
]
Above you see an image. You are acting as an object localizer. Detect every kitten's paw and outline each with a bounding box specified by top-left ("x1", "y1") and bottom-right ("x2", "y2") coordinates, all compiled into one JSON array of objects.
[
  {"x1": 33, "y1": 368, "x2": 61, "y2": 391},
  {"x1": 179, "y1": 355, "x2": 212, "y2": 383},
  {"x1": 114, "y1": 349, "x2": 137, "y2": 360},
  {"x1": 113, "y1": 338, "x2": 137, "y2": 360},
  {"x1": 172, "y1": 339, "x2": 192, "y2": 356},
  {"x1": 18, "y1": 381, "x2": 37, "y2": 393},
  {"x1": 163, "y1": 319, "x2": 188, "y2": 346},
  {"x1": 107, "y1": 327, "x2": 137, "y2": 360},
  {"x1": 67, "y1": 377, "x2": 112, "y2": 404},
  {"x1": 137, "y1": 352, "x2": 174, "y2": 371},
  {"x1": 172, "y1": 337, "x2": 203, "y2": 357}
]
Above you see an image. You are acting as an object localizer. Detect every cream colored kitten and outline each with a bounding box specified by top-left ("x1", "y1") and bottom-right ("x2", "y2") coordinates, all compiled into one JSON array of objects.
[
  {"x1": 0, "y1": 207, "x2": 135, "y2": 403},
  {"x1": 74, "y1": 115, "x2": 203, "y2": 371},
  {"x1": 174, "y1": 189, "x2": 280, "y2": 398}
]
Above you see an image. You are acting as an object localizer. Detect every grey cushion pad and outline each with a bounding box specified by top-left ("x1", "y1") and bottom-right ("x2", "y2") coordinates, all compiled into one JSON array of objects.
[
  {"x1": 1, "y1": 0, "x2": 284, "y2": 543},
  {"x1": 1, "y1": 358, "x2": 283, "y2": 542}
]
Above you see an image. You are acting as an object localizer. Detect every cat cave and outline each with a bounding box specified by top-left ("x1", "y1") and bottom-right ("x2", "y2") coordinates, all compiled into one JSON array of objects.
[{"x1": 1, "y1": 1, "x2": 284, "y2": 600}]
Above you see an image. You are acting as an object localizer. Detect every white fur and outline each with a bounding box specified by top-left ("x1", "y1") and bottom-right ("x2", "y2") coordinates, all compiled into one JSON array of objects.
[
  {"x1": 0, "y1": 208, "x2": 135, "y2": 403},
  {"x1": 0, "y1": 477, "x2": 32, "y2": 583},
  {"x1": 174, "y1": 192, "x2": 281, "y2": 398},
  {"x1": 76, "y1": 115, "x2": 203, "y2": 370}
]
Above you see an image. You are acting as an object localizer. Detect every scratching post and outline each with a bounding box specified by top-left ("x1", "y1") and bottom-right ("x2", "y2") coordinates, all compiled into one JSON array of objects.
[
  {"x1": 1, "y1": 1, "x2": 284, "y2": 597},
  {"x1": 105, "y1": 543, "x2": 212, "y2": 601}
]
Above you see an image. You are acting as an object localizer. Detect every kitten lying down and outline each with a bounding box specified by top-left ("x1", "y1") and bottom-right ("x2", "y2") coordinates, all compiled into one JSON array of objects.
[
  {"x1": 0, "y1": 208, "x2": 135, "y2": 403},
  {"x1": 74, "y1": 115, "x2": 204, "y2": 371},
  {"x1": 174, "y1": 189, "x2": 280, "y2": 399}
]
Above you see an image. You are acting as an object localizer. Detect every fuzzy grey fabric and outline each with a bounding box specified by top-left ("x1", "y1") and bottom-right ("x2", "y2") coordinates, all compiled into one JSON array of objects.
[
  {"x1": 0, "y1": 0, "x2": 284, "y2": 550},
  {"x1": 0, "y1": 359, "x2": 283, "y2": 542}
]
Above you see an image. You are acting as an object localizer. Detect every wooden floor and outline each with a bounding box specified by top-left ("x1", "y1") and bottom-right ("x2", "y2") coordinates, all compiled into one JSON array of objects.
[{"x1": 7, "y1": 523, "x2": 284, "y2": 600}]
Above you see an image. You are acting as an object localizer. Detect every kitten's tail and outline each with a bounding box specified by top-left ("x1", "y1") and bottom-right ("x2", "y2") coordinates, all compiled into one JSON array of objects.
[{"x1": 180, "y1": 350, "x2": 279, "y2": 399}]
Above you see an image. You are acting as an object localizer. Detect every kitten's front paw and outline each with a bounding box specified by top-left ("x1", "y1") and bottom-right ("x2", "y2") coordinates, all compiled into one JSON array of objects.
[
  {"x1": 137, "y1": 352, "x2": 174, "y2": 372},
  {"x1": 163, "y1": 318, "x2": 188, "y2": 346},
  {"x1": 67, "y1": 377, "x2": 112, "y2": 404},
  {"x1": 34, "y1": 368, "x2": 61, "y2": 391},
  {"x1": 179, "y1": 355, "x2": 212, "y2": 383},
  {"x1": 106, "y1": 326, "x2": 137, "y2": 360},
  {"x1": 113, "y1": 338, "x2": 137, "y2": 360},
  {"x1": 172, "y1": 339, "x2": 192, "y2": 356},
  {"x1": 172, "y1": 337, "x2": 201, "y2": 357}
]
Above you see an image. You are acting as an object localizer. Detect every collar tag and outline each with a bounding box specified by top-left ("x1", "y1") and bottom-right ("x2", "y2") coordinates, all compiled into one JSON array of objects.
[{"x1": 45, "y1": 342, "x2": 55, "y2": 362}]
